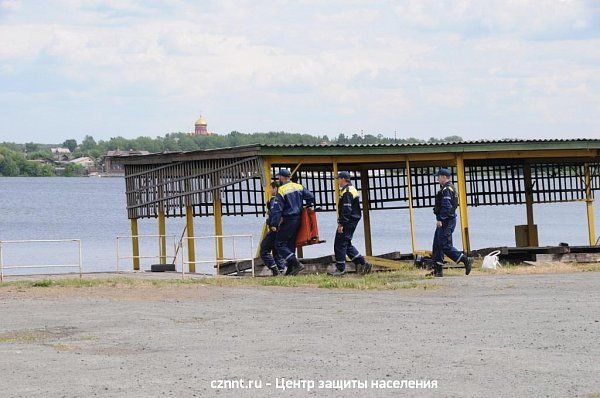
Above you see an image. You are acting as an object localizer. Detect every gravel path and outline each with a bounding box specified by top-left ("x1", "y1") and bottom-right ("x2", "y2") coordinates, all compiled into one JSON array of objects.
[{"x1": 0, "y1": 272, "x2": 599, "y2": 397}]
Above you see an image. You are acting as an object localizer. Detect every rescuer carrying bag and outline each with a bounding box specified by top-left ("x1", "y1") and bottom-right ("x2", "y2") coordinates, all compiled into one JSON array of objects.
[{"x1": 295, "y1": 206, "x2": 324, "y2": 247}]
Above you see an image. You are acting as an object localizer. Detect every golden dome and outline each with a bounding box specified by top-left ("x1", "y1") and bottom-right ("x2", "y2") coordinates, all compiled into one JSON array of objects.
[{"x1": 195, "y1": 115, "x2": 207, "y2": 126}]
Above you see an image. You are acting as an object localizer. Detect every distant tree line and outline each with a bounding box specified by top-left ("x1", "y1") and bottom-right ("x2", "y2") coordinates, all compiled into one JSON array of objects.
[
  {"x1": 0, "y1": 132, "x2": 463, "y2": 176},
  {"x1": 0, "y1": 147, "x2": 84, "y2": 177},
  {"x1": 0, "y1": 147, "x2": 54, "y2": 176}
]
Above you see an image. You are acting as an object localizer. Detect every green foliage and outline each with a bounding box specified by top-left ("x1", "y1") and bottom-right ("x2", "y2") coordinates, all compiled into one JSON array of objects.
[
  {"x1": 64, "y1": 131, "x2": 462, "y2": 158},
  {"x1": 26, "y1": 150, "x2": 52, "y2": 160},
  {"x1": 0, "y1": 147, "x2": 56, "y2": 177},
  {"x1": 0, "y1": 152, "x2": 20, "y2": 176},
  {"x1": 63, "y1": 163, "x2": 84, "y2": 177},
  {"x1": 25, "y1": 142, "x2": 40, "y2": 153},
  {"x1": 20, "y1": 160, "x2": 54, "y2": 176},
  {"x1": 62, "y1": 139, "x2": 78, "y2": 152},
  {"x1": 80, "y1": 135, "x2": 97, "y2": 152},
  {"x1": 0, "y1": 142, "x2": 23, "y2": 152},
  {"x1": 32, "y1": 279, "x2": 54, "y2": 287},
  {"x1": 428, "y1": 135, "x2": 463, "y2": 143}
]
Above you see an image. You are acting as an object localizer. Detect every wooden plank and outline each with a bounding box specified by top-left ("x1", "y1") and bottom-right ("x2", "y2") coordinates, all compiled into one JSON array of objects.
[
  {"x1": 568, "y1": 245, "x2": 600, "y2": 253},
  {"x1": 537, "y1": 253, "x2": 600, "y2": 263},
  {"x1": 377, "y1": 251, "x2": 415, "y2": 261},
  {"x1": 364, "y1": 256, "x2": 406, "y2": 270}
]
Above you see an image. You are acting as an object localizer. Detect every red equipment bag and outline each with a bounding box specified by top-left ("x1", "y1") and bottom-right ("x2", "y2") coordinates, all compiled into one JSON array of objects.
[{"x1": 295, "y1": 207, "x2": 322, "y2": 247}]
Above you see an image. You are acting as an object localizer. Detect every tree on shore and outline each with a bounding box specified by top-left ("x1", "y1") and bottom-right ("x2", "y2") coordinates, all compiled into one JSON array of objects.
[
  {"x1": 0, "y1": 147, "x2": 54, "y2": 177},
  {"x1": 62, "y1": 131, "x2": 464, "y2": 159},
  {"x1": 62, "y1": 139, "x2": 78, "y2": 152}
]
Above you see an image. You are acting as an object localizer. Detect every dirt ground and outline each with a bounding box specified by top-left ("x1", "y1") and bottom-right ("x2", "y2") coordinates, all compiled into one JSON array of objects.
[{"x1": 0, "y1": 272, "x2": 599, "y2": 397}]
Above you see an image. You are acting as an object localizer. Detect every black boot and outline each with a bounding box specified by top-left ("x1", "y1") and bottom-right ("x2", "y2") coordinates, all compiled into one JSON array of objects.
[
  {"x1": 461, "y1": 256, "x2": 473, "y2": 276},
  {"x1": 332, "y1": 263, "x2": 347, "y2": 277},
  {"x1": 360, "y1": 261, "x2": 372, "y2": 275},
  {"x1": 424, "y1": 259, "x2": 436, "y2": 276},
  {"x1": 353, "y1": 256, "x2": 372, "y2": 275},
  {"x1": 434, "y1": 261, "x2": 444, "y2": 277},
  {"x1": 269, "y1": 266, "x2": 281, "y2": 276},
  {"x1": 290, "y1": 261, "x2": 304, "y2": 276},
  {"x1": 285, "y1": 257, "x2": 304, "y2": 276}
]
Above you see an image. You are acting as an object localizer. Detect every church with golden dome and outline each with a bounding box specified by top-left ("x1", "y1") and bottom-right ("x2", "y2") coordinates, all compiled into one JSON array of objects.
[{"x1": 192, "y1": 114, "x2": 215, "y2": 136}]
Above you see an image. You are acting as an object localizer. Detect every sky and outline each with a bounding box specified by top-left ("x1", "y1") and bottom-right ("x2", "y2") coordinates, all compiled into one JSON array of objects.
[{"x1": 0, "y1": 0, "x2": 599, "y2": 143}]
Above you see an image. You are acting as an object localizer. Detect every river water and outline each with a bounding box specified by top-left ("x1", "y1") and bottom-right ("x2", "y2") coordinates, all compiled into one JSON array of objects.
[{"x1": 0, "y1": 177, "x2": 597, "y2": 275}]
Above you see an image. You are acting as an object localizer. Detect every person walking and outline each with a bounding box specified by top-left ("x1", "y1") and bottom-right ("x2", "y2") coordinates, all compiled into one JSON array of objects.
[
  {"x1": 260, "y1": 181, "x2": 287, "y2": 276},
  {"x1": 430, "y1": 168, "x2": 473, "y2": 277},
  {"x1": 273, "y1": 169, "x2": 315, "y2": 276},
  {"x1": 332, "y1": 171, "x2": 372, "y2": 277}
]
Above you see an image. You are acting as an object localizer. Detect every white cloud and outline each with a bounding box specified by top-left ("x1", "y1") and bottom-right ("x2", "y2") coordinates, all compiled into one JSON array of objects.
[
  {"x1": 0, "y1": 0, "x2": 599, "y2": 141},
  {"x1": 393, "y1": 0, "x2": 594, "y2": 38},
  {"x1": 0, "y1": 0, "x2": 20, "y2": 12}
]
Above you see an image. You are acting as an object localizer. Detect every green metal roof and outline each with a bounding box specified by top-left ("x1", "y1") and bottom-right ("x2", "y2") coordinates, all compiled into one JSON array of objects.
[
  {"x1": 113, "y1": 139, "x2": 600, "y2": 164},
  {"x1": 256, "y1": 139, "x2": 600, "y2": 156}
]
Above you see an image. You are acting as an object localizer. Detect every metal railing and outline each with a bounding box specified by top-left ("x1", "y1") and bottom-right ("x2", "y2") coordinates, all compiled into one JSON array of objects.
[
  {"x1": 116, "y1": 234, "x2": 180, "y2": 272},
  {"x1": 0, "y1": 239, "x2": 83, "y2": 282},
  {"x1": 182, "y1": 234, "x2": 255, "y2": 277}
]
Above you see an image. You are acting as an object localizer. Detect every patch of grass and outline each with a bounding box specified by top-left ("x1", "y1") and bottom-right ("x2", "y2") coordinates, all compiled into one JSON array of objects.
[
  {"x1": 0, "y1": 271, "x2": 438, "y2": 291},
  {"x1": 0, "y1": 330, "x2": 42, "y2": 343},
  {"x1": 575, "y1": 263, "x2": 600, "y2": 272},
  {"x1": 253, "y1": 272, "x2": 437, "y2": 291},
  {"x1": 79, "y1": 335, "x2": 100, "y2": 342},
  {"x1": 3, "y1": 277, "x2": 140, "y2": 289},
  {"x1": 48, "y1": 343, "x2": 80, "y2": 352},
  {"x1": 0, "y1": 326, "x2": 77, "y2": 344},
  {"x1": 32, "y1": 279, "x2": 54, "y2": 287},
  {"x1": 475, "y1": 262, "x2": 600, "y2": 275},
  {"x1": 6, "y1": 260, "x2": 598, "y2": 291}
]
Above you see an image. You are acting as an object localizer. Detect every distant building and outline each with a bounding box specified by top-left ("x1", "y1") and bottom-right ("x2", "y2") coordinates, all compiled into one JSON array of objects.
[
  {"x1": 102, "y1": 150, "x2": 150, "y2": 175},
  {"x1": 51, "y1": 147, "x2": 71, "y2": 155},
  {"x1": 50, "y1": 147, "x2": 71, "y2": 161},
  {"x1": 69, "y1": 157, "x2": 95, "y2": 169},
  {"x1": 192, "y1": 114, "x2": 215, "y2": 136}
]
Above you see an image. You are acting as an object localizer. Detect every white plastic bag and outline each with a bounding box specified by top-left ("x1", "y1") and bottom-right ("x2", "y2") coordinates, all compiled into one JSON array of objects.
[{"x1": 482, "y1": 250, "x2": 501, "y2": 270}]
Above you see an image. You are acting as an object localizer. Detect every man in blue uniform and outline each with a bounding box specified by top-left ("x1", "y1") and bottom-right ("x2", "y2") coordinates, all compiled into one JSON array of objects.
[
  {"x1": 431, "y1": 168, "x2": 473, "y2": 277},
  {"x1": 260, "y1": 181, "x2": 287, "y2": 276},
  {"x1": 332, "y1": 171, "x2": 372, "y2": 277},
  {"x1": 273, "y1": 169, "x2": 315, "y2": 276}
]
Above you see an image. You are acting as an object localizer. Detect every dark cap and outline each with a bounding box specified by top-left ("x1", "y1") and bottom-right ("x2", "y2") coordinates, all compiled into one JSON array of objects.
[
  {"x1": 336, "y1": 171, "x2": 351, "y2": 180},
  {"x1": 275, "y1": 169, "x2": 291, "y2": 177},
  {"x1": 435, "y1": 168, "x2": 452, "y2": 177}
]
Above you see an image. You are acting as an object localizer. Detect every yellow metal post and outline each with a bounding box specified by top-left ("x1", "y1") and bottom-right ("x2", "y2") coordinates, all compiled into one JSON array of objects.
[
  {"x1": 333, "y1": 160, "x2": 340, "y2": 258},
  {"x1": 360, "y1": 169, "x2": 373, "y2": 256},
  {"x1": 584, "y1": 163, "x2": 596, "y2": 245},
  {"x1": 333, "y1": 161, "x2": 339, "y2": 203},
  {"x1": 292, "y1": 163, "x2": 305, "y2": 259},
  {"x1": 256, "y1": 159, "x2": 272, "y2": 258},
  {"x1": 523, "y1": 163, "x2": 537, "y2": 246},
  {"x1": 455, "y1": 155, "x2": 471, "y2": 253},
  {"x1": 158, "y1": 209, "x2": 166, "y2": 264},
  {"x1": 405, "y1": 159, "x2": 417, "y2": 255},
  {"x1": 214, "y1": 191, "x2": 224, "y2": 262},
  {"x1": 130, "y1": 218, "x2": 140, "y2": 271},
  {"x1": 185, "y1": 206, "x2": 196, "y2": 273}
]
